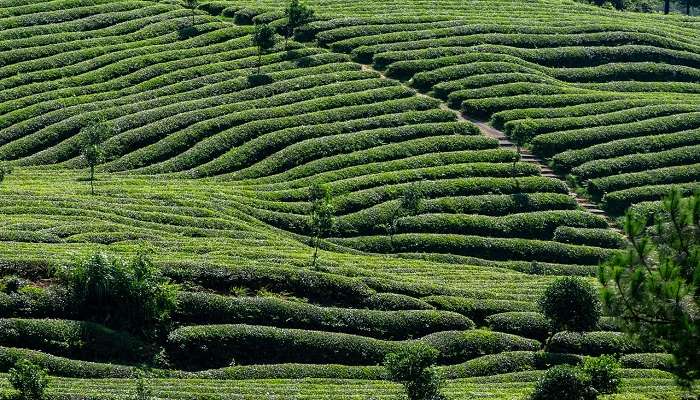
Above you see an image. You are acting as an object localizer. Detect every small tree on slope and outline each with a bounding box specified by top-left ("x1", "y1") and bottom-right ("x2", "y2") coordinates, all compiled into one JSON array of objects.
[
  {"x1": 184, "y1": 0, "x2": 198, "y2": 26},
  {"x1": 384, "y1": 343, "x2": 445, "y2": 400},
  {"x1": 538, "y1": 276, "x2": 601, "y2": 351},
  {"x1": 80, "y1": 121, "x2": 110, "y2": 195},
  {"x1": 599, "y1": 188, "x2": 699, "y2": 387},
  {"x1": 284, "y1": 0, "x2": 314, "y2": 49},
  {"x1": 252, "y1": 24, "x2": 276, "y2": 75},
  {"x1": 309, "y1": 183, "x2": 334, "y2": 268}
]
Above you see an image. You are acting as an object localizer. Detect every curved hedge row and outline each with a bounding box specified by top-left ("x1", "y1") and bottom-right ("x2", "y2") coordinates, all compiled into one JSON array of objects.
[
  {"x1": 552, "y1": 226, "x2": 626, "y2": 248},
  {"x1": 0, "y1": 318, "x2": 146, "y2": 363},
  {"x1": 532, "y1": 112, "x2": 700, "y2": 158},
  {"x1": 571, "y1": 144, "x2": 700, "y2": 181},
  {"x1": 588, "y1": 163, "x2": 700, "y2": 198},
  {"x1": 176, "y1": 292, "x2": 473, "y2": 339},
  {"x1": 551, "y1": 128, "x2": 700, "y2": 172},
  {"x1": 550, "y1": 331, "x2": 648, "y2": 356},
  {"x1": 502, "y1": 104, "x2": 697, "y2": 139},
  {"x1": 394, "y1": 210, "x2": 608, "y2": 240},
  {"x1": 167, "y1": 324, "x2": 538, "y2": 369},
  {"x1": 332, "y1": 233, "x2": 615, "y2": 264}
]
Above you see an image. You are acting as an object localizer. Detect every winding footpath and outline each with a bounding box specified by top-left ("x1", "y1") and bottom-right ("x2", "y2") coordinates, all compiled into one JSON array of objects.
[{"x1": 359, "y1": 64, "x2": 621, "y2": 231}]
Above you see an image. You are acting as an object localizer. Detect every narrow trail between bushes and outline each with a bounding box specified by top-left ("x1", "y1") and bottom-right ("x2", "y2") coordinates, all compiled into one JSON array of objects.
[{"x1": 359, "y1": 64, "x2": 621, "y2": 231}]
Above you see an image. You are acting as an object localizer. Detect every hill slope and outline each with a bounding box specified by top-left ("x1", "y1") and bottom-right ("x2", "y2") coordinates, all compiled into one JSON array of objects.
[{"x1": 0, "y1": 0, "x2": 697, "y2": 398}]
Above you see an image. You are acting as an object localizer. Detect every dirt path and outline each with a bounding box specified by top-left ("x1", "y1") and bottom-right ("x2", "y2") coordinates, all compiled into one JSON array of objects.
[{"x1": 360, "y1": 63, "x2": 621, "y2": 230}]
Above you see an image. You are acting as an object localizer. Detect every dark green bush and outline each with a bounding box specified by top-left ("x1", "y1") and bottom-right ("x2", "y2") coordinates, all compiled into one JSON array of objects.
[
  {"x1": 553, "y1": 226, "x2": 626, "y2": 249},
  {"x1": 582, "y1": 355, "x2": 621, "y2": 394},
  {"x1": 8, "y1": 359, "x2": 48, "y2": 400},
  {"x1": 162, "y1": 262, "x2": 374, "y2": 307},
  {"x1": 538, "y1": 277, "x2": 601, "y2": 333},
  {"x1": 56, "y1": 253, "x2": 178, "y2": 335},
  {"x1": 441, "y1": 351, "x2": 581, "y2": 379},
  {"x1": 530, "y1": 365, "x2": 596, "y2": 400},
  {"x1": 384, "y1": 343, "x2": 444, "y2": 400},
  {"x1": 619, "y1": 353, "x2": 674, "y2": 370},
  {"x1": 424, "y1": 295, "x2": 537, "y2": 323},
  {"x1": 233, "y1": 8, "x2": 264, "y2": 24}
]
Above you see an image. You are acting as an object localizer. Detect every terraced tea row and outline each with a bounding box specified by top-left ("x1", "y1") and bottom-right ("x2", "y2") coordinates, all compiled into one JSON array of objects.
[
  {"x1": 0, "y1": 369, "x2": 683, "y2": 399},
  {"x1": 219, "y1": 0, "x2": 700, "y2": 213}
]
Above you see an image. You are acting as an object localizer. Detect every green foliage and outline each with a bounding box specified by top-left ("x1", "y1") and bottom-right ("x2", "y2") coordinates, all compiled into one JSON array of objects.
[
  {"x1": 308, "y1": 183, "x2": 334, "y2": 267},
  {"x1": 183, "y1": 0, "x2": 198, "y2": 25},
  {"x1": 599, "y1": 188, "x2": 699, "y2": 386},
  {"x1": 529, "y1": 364, "x2": 595, "y2": 400},
  {"x1": 57, "y1": 252, "x2": 178, "y2": 336},
  {"x1": 8, "y1": 359, "x2": 49, "y2": 400},
  {"x1": 384, "y1": 343, "x2": 444, "y2": 400},
  {"x1": 284, "y1": 0, "x2": 314, "y2": 45},
  {"x1": 538, "y1": 277, "x2": 602, "y2": 333},
  {"x1": 582, "y1": 355, "x2": 621, "y2": 395},
  {"x1": 79, "y1": 122, "x2": 111, "y2": 195},
  {"x1": 252, "y1": 23, "x2": 276, "y2": 74},
  {"x1": 134, "y1": 369, "x2": 153, "y2": 400}
]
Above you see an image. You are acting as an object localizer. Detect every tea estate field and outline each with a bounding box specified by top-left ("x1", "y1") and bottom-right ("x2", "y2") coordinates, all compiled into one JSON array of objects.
[{"x1": 0, "y1": 0, "x2": 697, "y2": 398}]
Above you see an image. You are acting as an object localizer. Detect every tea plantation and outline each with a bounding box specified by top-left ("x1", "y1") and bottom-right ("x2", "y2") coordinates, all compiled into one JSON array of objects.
[{"x1": 0, "y1": 0, "x2": 697, "y2": 398}]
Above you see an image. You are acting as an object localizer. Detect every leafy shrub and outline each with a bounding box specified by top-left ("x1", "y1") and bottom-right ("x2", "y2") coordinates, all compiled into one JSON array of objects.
[
  {"x1": 56, "y1": 252, "x2": 178, "y2": 335},
  {"x1": 384, "y1": 343, "x2": 444, "y2": 400},
  {"x1": 582, "y1": 355, "x2": 621, "y2": 394},
  {"x1": 530, "y1": 364, "x2": 595, "y2": 400},
  {"x1": 538, "y1": 277, "x2": 601, "y2": 333},
  {"x1": 8, "y1": 359, "x2": 48, "y2": 400}
]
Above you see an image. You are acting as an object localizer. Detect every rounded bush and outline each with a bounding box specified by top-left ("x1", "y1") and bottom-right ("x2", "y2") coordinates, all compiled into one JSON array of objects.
[
  {"x1": 530, "y1": 365, "x2": 595, "y2": 400},
  {"x1": 538, "y1": 277, "x2": 601, "y2": 332}
]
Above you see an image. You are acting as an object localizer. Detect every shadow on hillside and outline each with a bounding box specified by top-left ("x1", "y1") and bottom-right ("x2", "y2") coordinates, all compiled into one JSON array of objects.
[{"x1": 178, "y1": 26, "x2": 200, "y2": 40}]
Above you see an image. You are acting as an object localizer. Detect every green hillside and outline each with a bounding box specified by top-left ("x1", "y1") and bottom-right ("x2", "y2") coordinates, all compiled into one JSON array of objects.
[{"x1": 0, "y1": 0, "x2": 697, "y2": 398}]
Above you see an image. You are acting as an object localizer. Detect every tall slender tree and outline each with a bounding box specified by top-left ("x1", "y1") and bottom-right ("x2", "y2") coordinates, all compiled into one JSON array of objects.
[
  {"x1": 252, "y1": 24, "x2": 276, "y2": 75},
  {"x1": 599, "y1": 189, "x2": 699, "y2": 387},
  {"x1": 184, "y1": 0, "x2": 198, "y2": 26},
  {"x1": 381, "y1": 182, "x2": 425, "y2": 251},
  {"x1": 308, "y1": 184, "x2": 334, "y2": 268},
  {"x1": 284, "y1": 0, "x2": 314, "y2": 49},
  {"x1": 80, "y1": 122, "x2": 109, "y2": 195}
]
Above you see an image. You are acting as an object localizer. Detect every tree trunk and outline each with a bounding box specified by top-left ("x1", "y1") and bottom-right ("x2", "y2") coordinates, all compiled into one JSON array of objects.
[
  {"x1": 257, "y1": 52, "x2": 262, "y2": 75},
  {"x1": 311, "y1": 236, "x2": 319, "y2": 267},
  {"x1": 687, "y1": 0, "x2": 691, "y2": 15},
  {"x1": 90, "y1": 165, "x2": 95, "y2": 195},
  {"x1": 664, "y1": 0, "x2": 670, "y2": 14}
]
